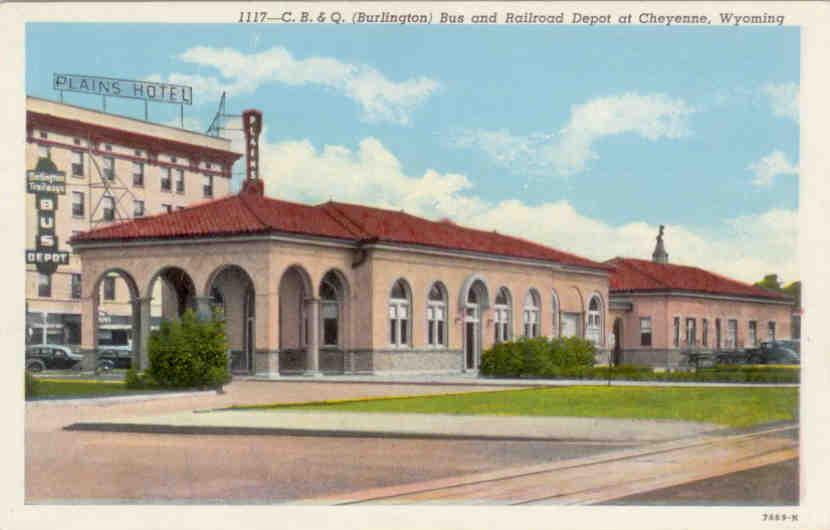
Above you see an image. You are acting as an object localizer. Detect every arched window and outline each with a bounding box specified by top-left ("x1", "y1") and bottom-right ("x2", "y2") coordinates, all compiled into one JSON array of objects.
[
  {"x1": 586, "y1": 294, "x2": 603, "y2": 345},
  {"x1": 551, "y1": 290, "x2": 560, "y2": 338},
  {"x1": 389, "y1": 279, "x2": 411, "y2": 347},
  {"x1": 523, "y1": 290, "x2": 541, "y2": 338},
  {"x1": 494, "y1": 287, "x2": 512, "y2": 343},
  {"x1": 427, "y1": 282, "x2": 447, "y2": 347},
  {"x1": 319, "y1": 271, "x2": 343, "y2": 347}
]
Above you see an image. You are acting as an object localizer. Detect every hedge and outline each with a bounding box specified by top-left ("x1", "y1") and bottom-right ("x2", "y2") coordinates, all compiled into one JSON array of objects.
[{"x1": 480, "y1": 336, "x2": 596, "y2": 377}]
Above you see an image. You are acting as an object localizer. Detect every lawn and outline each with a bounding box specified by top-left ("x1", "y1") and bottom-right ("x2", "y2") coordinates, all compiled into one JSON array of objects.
[
  {"x1": 27, "y1": 378, "x2": 156, "y2": 399},
  {"x1": 248, "y1": 386, "x2": 799, "y2": 428}
]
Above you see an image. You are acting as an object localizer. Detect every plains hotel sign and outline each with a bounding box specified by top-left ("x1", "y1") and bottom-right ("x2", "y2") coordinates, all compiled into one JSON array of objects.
[{"x1": 53, "y1": 74, "x2": 193, "y2": 105}]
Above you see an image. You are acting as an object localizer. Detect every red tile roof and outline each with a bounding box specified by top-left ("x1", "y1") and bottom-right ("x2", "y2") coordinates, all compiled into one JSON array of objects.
[
  {"x1": 71, "y1": 189, "x2": 608, "y2": 271},
  {"x1": 607, "y1": 257, "x2": 791, "y2": 301}
]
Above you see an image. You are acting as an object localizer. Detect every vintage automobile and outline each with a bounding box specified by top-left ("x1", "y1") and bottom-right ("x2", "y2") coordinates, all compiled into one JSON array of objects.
[
  {"x1": 744, "y1": 341, "x2": 800, "y2": 365},
  {"x1": 26, "y1": 345, "x2": 84, "y2": 372},
  {"x1": 95, "y1": 347, "x2": 133, "y2": 372}
]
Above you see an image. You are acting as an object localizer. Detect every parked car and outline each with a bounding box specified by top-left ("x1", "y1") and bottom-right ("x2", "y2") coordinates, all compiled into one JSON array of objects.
[
  {"x1": 95, "y1": 347, "x2": 132, "y2": 372},
  {"x1": 26, "y1": 345, "x2": 83, "y2": 372},
  {"x1": 774, "y1": 339, "x2": 800, "y2": 355},
  {"x1": 745, "y1": 341, "x2": 800, "y2": 365}
]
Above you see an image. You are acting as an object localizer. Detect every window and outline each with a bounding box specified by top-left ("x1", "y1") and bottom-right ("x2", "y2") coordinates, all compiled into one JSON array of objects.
[
  {"x1": 203, "y1": 174, "x2": 214, "y2": 197},
  {"x1": 523, "y1": 290, "x2": 541, "y2": 338},
  {"x1": 37, "y1": 144, "x2": 50, "y2": 159},
  {"x1": 37, "y1": 273, "x2": 51, "y2": 297},
  {"x1": 74, "y1": 138, "x2": 81, "y2": 146},
  {"x1": 685, "y1": 318, "x2": 696, "y2": 346},
  {"x1": 175, "y1": 168, "x2": 185, "y2": 193},
  {"x1": 702, "y1": 318, "x2": 709, "y2": 347},
  {"x1": 726, "y1": 319, "x2": 738, "y2": 350},
  {"x1": 39, "y1": 131, "x2": 47, "y2": 139},
  {"x1": 103, "y1": 156, "x2": 115, "y2": 180},
  {"x1": 494, "y1": 287, "x2": 511, "y2": 343},
  {"x1": 132, "y1": 162, "x2": 144, "y2": 187},
  {"x1": 104, "y1": 143, "x2": 112, "y2": 151},
  {"x1": 388, "y1": 279, "x2": 410, "y2": 347},
  {"x1": 768, "y1": 321, "x2": 776, "y2": 341},
  {"x1": 71, "y1": 191, "x2": 84, "y2": 217},
  {"x1": 586, "y1": 295, "x2": 602, "y2": 344},
  {"x1": 103, "y1": 276, "x2": 116, "y2": 301},
  {"x1": 551, "y1": 291, "x2": 560, "y2": 337},
  {"x1": 319, "y1": 271, "x2": 343, "y2": 347},
  {"x1": 748, "y1": 321, "x2": 757, "y2": 347},
  {"x1": 673, "y1": 317, "x2": 680, "y2": 347},
  {"x1": 426, "y1": 283, "x2": 447, "y2": 347},
  {"x1": 170, "y1": 156, "x2": 177, "y2": 163},
  {"x1": 71, "y1": 151, "x2": 84, "y2": 177},
  {"x1": 162, "y1": 204, "x2": 172, "y2": 213},
  {"x1": 102, "y1": 195, "x2": 115, "y2": 221},
  {"x1": 715, "y1": 319, "x2": 722, "y2": 350},
  {"x1": 134, "y1": 149, "x2": 143, "y2": 157},
  {"x1": 133, "y1": 200, "x2": 145, "y2": 218},
  {"x1": 70, "y1": 274, "x2": 81, "y2": 299},
  {"x1": 161, "y1": 167, "x2": 172, "y2": 191},
  {"x1": 640, "y1": 317, "x2": 652, "y2": 346}
]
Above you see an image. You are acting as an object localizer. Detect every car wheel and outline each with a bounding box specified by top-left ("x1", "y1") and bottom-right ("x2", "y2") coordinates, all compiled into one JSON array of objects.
[
  {"x1": 748, "y1": 355, "x2": 764, "y2": 365},
  {"x1": 27, "y1": 362, "x2": 43, "y2": 373}
]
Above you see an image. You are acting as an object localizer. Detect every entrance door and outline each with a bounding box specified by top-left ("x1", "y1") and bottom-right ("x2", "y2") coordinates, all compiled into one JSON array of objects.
[{"x1": 464, "y1": 304, "x2": 479, "y2": 370}]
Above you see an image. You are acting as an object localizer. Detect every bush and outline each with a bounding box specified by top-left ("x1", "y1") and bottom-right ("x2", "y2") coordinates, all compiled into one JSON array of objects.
[
  {"x1": 480, "y1": 336, "x2": 596, "y2": 377},
  {"x1": 147, "y1": 310, "x2": 230, "y2": 389},
  {"x1": 124, "y1": 368, "x2": 160, "y2": 390},
  {"x1": 25, "y1": 372, "x2": 39, "y2": 399}
]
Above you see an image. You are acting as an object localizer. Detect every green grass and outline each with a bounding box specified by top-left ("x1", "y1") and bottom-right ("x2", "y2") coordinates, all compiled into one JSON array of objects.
[
  {"x1": 250, "y1": 386, "x2": 799, "y2": 428},
  {"x1": 28, "y1": 378, "x2": 157, "y2": 399}
]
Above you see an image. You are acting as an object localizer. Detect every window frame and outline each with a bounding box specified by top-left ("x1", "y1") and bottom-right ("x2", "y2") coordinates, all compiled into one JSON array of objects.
[
  {"x1": 37, "y1": 273, "x2": 51, "y2": 298},
  {"x1": 133, "y1": 200, "x2": 145, "y2": 218},
  {"x1": 522, "y1": 290, "x2": 541, "y2": 338},
  {"x1": 388, "y1": 279, "x2": 411, "y2": 348},
  {"x1": 103, "y1": 276, "x2": 116, "y2": 301},
  {"x1": 71, "y1": 191, "x2": 85, "y2": 218},
  {"x1": 426, "y1": 282, "x2": 447, "y2": 348},
  {"x1": 639, "y1": 316, "x2": 652, "y2": 347},
  {"x1": 70, "y1": 273, "x2": 82, "y2": 300},
  {"x1": 102, "y1": 156, "x2": 115, "y2": 181},
  {"x1": 203, "y1": 174, "x2": 214, "y2": 198},
  {"x1": 101, "y1": 195, "x2": 115, "y2": 221},
  {"x1": 132, "y1": 161, "x2": 145, "y2": 187},
  {"x1": 175, "y1": 168, "x2": 185, "y2": 193},
  {"x1": 71, "y1": 151, "x2": 84, "y2": 177},
  {"x1": 493, "y1": 287, "x2": 512, "y2": 343},
  {"x1": 586, "y1": 295, "x2": 603, "y2": 345},
  {"x1": 161, "y1": 167, "x2": 172, "y2": 192}
]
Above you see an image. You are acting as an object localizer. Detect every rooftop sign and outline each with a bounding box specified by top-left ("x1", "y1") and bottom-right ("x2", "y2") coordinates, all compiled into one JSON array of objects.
[{"x1": 53, "y1": 73, "x2": 192, "y2": 105}]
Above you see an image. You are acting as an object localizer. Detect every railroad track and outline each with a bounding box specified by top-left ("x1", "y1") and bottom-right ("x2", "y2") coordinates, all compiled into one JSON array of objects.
[{"x1": 307, "y1": 424, "x2": 798, "y2": 505}]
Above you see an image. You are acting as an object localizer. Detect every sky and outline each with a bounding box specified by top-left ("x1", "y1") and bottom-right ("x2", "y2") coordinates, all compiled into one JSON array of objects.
[{"x1": 26, "y1": 24, "x2": 799, "y2": 283}]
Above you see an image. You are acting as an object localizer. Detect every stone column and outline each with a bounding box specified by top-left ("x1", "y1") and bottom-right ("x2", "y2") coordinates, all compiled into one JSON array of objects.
[
  {"x1": 194, "y1": 296, "x2": 213, "y2": 321},
  {"x1": 306, "y1": 298, "x2": 321, "y2": 376},
  {"x1": 137, "y1": 297, "x2": 152, "y2": 371},
  {"x1": 80, "y1": 295, "x2": 98, "y2": 371}
]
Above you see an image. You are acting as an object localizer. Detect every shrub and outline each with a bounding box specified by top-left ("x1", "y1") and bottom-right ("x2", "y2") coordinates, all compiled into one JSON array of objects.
[
  {"x1": 480, "y1": 336, "x2": 596, "y2": 377},
  {"x1": 25, "y1": 372, "x2": 39, "y2": 399},
  {"x1": 124, "y1": 368, "x2": 160, "y2": 390},
  {"x1": 147, "y1": 310, "x2": 230, "y2": 389}
]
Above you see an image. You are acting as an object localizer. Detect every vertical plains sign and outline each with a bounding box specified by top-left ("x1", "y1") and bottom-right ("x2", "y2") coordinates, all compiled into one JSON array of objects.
[
  {"x1": 53, "y1": 74, "x2": 193, "y2": 105},
  {"x1": 26, "y1": 163, "x2": 70, "y2": 275}
]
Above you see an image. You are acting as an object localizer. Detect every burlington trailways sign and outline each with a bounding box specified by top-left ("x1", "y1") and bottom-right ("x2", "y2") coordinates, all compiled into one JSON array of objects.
[{"x1": 26, "y1": 158, "x2": 70, "y2": 275}]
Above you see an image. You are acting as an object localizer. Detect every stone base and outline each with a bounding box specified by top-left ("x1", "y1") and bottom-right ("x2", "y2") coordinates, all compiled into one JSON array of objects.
[
  {"x1": 79, "y1": 349, "x2": 97, "y2": 371},
  {"x1": 254, "y1": 350, "x2": 279, "y2": 376}
]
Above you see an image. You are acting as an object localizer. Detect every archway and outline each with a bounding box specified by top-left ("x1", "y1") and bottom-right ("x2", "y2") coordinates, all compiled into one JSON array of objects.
[
  {"x1": 461, "y1": 277, "x2": 489, "y2": 371},
  {"x1": 146, "y1": 266, "x2": 197, "y2": 322},
  {"x1": 92, "y1": 268, "x2": 142, "y2": 370},
  {"x1": 278, "y1": 265, "x2": 312, "y2": 374},
  {"x1": 206, "y1": 265, "x2": 256, "y2": 374}
]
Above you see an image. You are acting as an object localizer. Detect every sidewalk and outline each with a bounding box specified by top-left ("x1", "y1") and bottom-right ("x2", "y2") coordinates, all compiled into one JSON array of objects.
[{"x1": 66, "y1": 409, "x2": 719, "y2": 442}]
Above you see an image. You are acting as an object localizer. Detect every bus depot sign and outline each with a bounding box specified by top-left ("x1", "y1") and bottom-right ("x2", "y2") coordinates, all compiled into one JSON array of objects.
[
  {"x1": 53, "y1": 74, "x2": 193, "y2": 105},
  {"x1": 26, "y1": 165, "x2": 70, "y2": 275}
]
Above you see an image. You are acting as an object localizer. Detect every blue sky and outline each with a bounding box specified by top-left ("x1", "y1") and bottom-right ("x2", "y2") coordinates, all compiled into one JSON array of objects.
[{"x1": 26, "y1": 24, "x2": 799, "y2": 282}]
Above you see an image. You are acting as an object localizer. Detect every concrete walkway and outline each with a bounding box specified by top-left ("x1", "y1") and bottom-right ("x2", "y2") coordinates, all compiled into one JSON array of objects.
[{"x1": 66, "y1": 409, "x2": 719, "y2": 443}]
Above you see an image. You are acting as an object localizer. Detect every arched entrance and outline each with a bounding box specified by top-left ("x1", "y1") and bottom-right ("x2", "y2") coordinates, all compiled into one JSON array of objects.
[
  {"x1": 147, "y1": 266, "x2": 197, "y2": 321},
  {"x1": 92, "y1": 268, "x2": 142, "y2": 370},
  {"x1": 206, "y1": 265, "x2": 256, "y2": 374},
  {"x1": 278, "y1": 265, "x2": 312, "y2": 374},
  {"x1": 612, "y1": 317, "x2": 623, "y2": 366},
  {"x1": 461, "y1": 277, "x2": 489, "y2": 371}
]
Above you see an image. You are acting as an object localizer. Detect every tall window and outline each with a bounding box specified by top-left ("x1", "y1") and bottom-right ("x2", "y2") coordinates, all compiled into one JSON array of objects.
[
  {"x1": 175, "y1": 168, "x2": 185, "y2": 193},
  {"x1": 715, "y1": 319, "x2": 722, "y2": 350},
  {"x1": 768, "y1": 321, "x2": 776, "y2": 341},
  {"x1": 493, "y1": 287, "x2": 511, "y2": 343},
  {"x1": 102, "y1": 195, "x2": 115, "y2": 221},
  {"x1": 203, "y1": 174, "x2": 214, "y2": 197},
  {"x1": 427, "y1": 282, "x2": 447, "y2": 347},
  {"x1": 586, "y1": 295, "x2": 602, "y2": 344},
  {"x1": 523, "y1": 290, "x2": 541, "y2": 338},
  {"x1": 726, "y1": 319, "x2": 738, "y2": 350},
  {"x1": 71, "y1": 191, "x2": 84, "y2": 217},
  {"x1": 132, "y1": 162, "x2": 144, "y2": 187},
  {"x1": 319, "y1": 271, "x2": 343, "y2": 347},
  {"x1": 640, "y1": 317, "x2": 652, "y2": 346},
  {"x1": 133, "y1": 200, "x2": 145, "y2": 218},
  {"x1": 702, "y1": 318, "x2": 709, "y2": 347},
  {"x1": 388, "y1": 279, "x2": 410, "y2": 347},
  {"x1": 673, "y1": 317, "x2": 680, "y2": 347},
  {"x1": 685, "y1": 318, "x2": 696, "y2": 346},
  {"x1": 70, "y1": 274, "x2": 82, "y2": 299},
  {"x1": 71, "y1": 151, "x2": 84, "y2": 177},
  {"x1": 37, "y1": 273, "x2": 51, "y2": 298},
  {"x1": 103, "y1": 276, "x2": 116, "y2": 301},
  {"x1": 103, "y1": 156, "x2": 115, "y2": 180},
  {"x1": 161, "y1": 167, "x2": 172, "y2": 191},
  {"x1": 748, "y1": 321, "x2": 758, "y2": 346},
  {"x1": 551, "y1": 291, "x2": 560, "y2": 338}
]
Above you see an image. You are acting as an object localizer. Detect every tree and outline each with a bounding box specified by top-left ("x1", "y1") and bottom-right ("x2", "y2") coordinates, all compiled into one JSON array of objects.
[{"x1": 755, "y1": 274, "x2": 782, "y2": 291}]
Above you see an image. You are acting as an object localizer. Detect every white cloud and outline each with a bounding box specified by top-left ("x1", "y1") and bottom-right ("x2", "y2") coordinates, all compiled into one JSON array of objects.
[
  {"x1": 259, "y1": 135, "x2": 796, "y2": 282},
  {"x1": 748, "y1": 150, "x2": 799, "y2": 188},
  {"x1": 762, "y1": 82, "x2": 799, "y2": 122},
  {"x1": 151, "y1": 46, "x2": 439, "y2": 125},
  {"x1": 452, "y1": 93, "x2": 694, "y2": 177}
]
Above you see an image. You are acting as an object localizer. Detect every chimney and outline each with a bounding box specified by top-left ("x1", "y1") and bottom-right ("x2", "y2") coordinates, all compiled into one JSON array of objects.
[
  {"x1": 652, "y1": 225, "x2": 668, "y2": 264},
  {"x1": 240, "y1": 109, "x2": 264, "y2": 196}
]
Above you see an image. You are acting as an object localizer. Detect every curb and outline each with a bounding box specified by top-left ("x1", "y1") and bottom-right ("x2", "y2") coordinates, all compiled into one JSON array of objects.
[{"x1": 27, "y1": 389, "x2": 218, "y2": 407}]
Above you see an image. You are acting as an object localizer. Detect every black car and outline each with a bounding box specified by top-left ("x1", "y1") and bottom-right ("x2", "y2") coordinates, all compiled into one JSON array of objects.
[
  {"x1": 95, "y1": 348, "x2": 133, "y2": 372},
  {"x1": 26, "y1": 345, "x2": 84, "y2": 372},
  {"x1": 745, "y1": 341, "x2": 800, "y2": 365}
]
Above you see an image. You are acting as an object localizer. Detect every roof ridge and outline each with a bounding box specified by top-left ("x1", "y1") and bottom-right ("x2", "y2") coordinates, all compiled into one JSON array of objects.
[
  {"x1": 236, "y1": 192, "x2": 274, "y2": 231},
  {"x1": 618, "y1": 258, "x2": 671, "y2": 289},
  {"x1": 318, "y1": 202, "x2": 371, "y2": 240}
]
